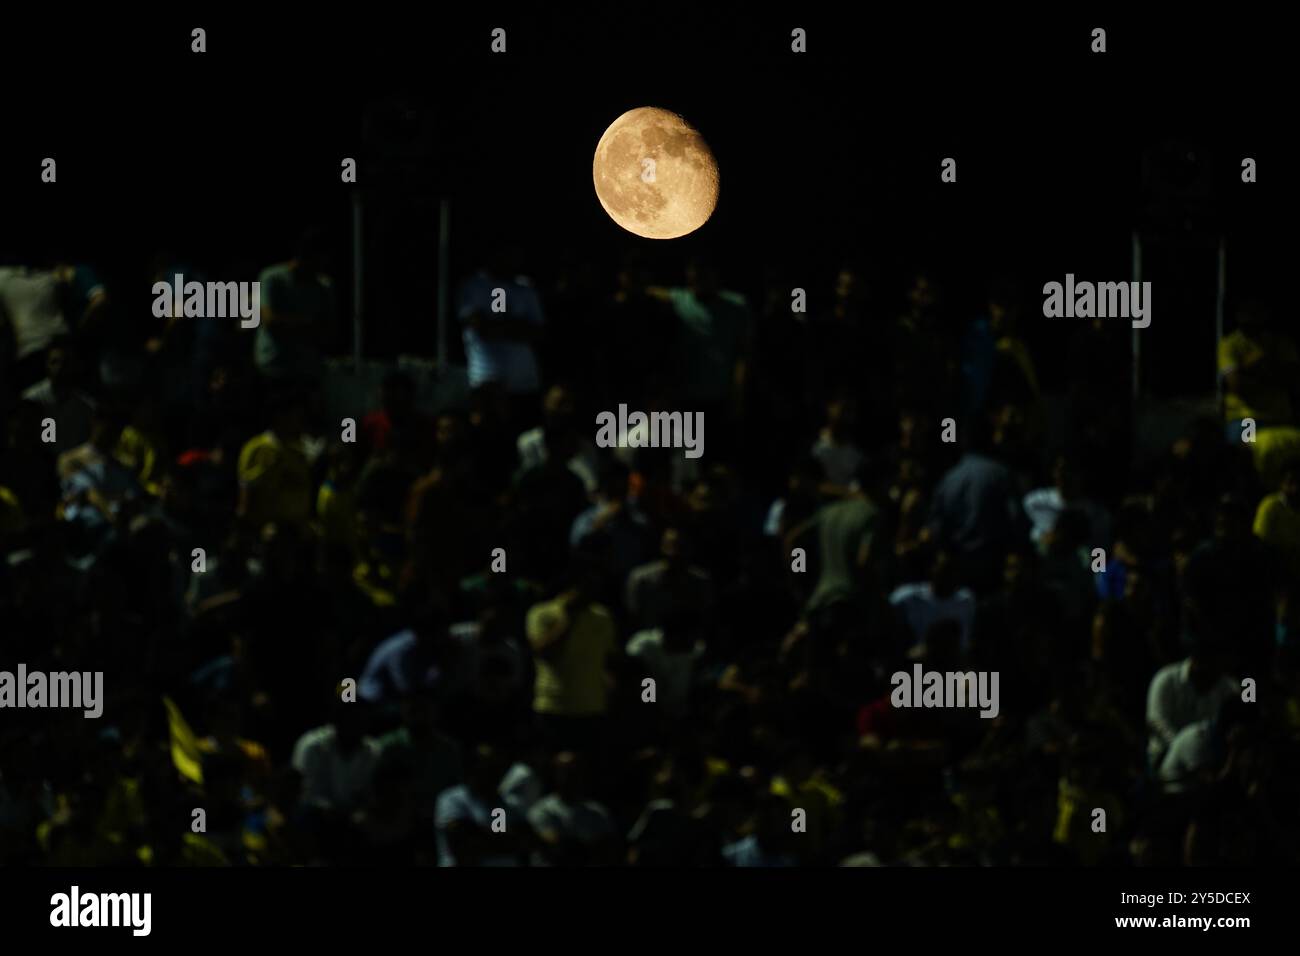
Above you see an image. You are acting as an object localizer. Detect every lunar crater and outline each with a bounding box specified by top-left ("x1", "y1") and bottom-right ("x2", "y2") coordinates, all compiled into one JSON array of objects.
[{"x1": 593, "y1": 107, "x2": 718, "y2": 240}]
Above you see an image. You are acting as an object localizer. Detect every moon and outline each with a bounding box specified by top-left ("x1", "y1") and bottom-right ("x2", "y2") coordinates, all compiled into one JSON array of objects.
[{"x1": 593, "y1": 107, "x2": 719, "y2": 240}]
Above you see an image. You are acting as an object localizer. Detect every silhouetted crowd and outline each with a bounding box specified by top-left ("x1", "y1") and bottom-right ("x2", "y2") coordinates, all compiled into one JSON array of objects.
[{"x1": 2, "y1": 235, "x2": 1299, "y2": 866}]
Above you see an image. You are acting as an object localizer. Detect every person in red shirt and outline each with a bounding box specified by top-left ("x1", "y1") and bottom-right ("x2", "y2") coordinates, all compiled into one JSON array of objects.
[{"x1": 361, "y1": 370, "x2": 435, "y2": 466}]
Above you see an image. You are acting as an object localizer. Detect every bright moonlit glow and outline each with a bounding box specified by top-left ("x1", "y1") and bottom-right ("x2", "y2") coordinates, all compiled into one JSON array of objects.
[{"x1": 592, "y1": 107, "x2": 719, "y2": 240}]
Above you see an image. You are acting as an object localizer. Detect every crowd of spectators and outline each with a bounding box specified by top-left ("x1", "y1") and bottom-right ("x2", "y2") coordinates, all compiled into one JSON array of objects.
[{"x1": 1, "y1": 234, "x2": 1298, "y2": 866}]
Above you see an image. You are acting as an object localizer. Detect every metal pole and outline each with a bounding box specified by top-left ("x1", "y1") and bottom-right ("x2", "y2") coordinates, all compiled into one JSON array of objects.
[
  {"x1": 1131, "y1": 230, "x2": 1142, "y2": 402},
  {"x1": 1215, "y1": 237, "x2": 1226, "y2": 413},
  {"x1": 437, "y1": 198, "x2": 450, "y2": 373},
  {"x1": 352, "y1": 190, "x2": 364, "y2": 371}
]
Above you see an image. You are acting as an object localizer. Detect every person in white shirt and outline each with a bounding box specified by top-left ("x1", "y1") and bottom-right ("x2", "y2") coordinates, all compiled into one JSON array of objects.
[
  {"x1": 515, "y1": 383, "x2": 600, "y2": 494},
  {"x1": 526, "y1": 751, "x2": 615, "y2": 865},
  {"x1": 1158, "y1": 697, "x2": 1258, "y2": 793},
  {"x1": 291, "y1": 700, "x2": 381, "y2": 814},
  {"x1": 458, "y1": 249, "x2": 545, "y2": 399},
  {"x1": 626, "y1": 607, "x2": 705, "y2": 720},
  {"x1": 889, "y1": 548, "x2": 976, "y2": 655},
  {"x1": 810, "y1": 396, "x2": 865, "y2": 492},
  {"x1": 1022, "y1": 453, "x2": 1112, "y2": 553},
  {"x1": 1146, "y1": 650, "x2": 1238, "y2": 769},
  {"x1": 20, "y1": 339, "x2": 95, "y2": 450},
  {"x1": 435, "y1": 744, "x2": 538, "y2": 866}
]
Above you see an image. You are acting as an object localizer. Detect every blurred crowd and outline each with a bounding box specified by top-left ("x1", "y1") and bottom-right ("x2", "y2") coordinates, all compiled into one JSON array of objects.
[{"x1": 1, "y1": 233, "x2": 1298, "y2": 866}]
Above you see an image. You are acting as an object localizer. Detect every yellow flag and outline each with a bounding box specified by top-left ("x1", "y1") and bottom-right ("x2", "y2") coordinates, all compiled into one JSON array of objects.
[{"x1": 163, "y1": 696, "x2": 204, "y2": 784}]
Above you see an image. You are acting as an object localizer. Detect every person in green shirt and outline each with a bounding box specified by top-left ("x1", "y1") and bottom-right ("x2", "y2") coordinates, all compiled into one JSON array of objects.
[{"x1": 648, "y1": 258, "x2": 752, "y2": 419}]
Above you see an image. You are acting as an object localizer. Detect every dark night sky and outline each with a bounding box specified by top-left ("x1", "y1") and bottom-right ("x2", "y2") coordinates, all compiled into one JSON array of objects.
[{"x1": 3, "y1": 8, "x2": 1292, "y2": 389}]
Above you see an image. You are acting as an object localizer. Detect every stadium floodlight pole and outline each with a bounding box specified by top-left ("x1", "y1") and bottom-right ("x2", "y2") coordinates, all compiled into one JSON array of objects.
[
  {"x1": 1215, "y1": 237, "x2": 1226, "y2": 415},
  {"x1": 1131, "y1": 230, "x2": 1142, "y2": 402},
  {"x1": 437, "y1": 198, "x2": 450, "y2": 374},
  {"x1": 352, "y1": 190, "x2": 364, "y2": 372}
]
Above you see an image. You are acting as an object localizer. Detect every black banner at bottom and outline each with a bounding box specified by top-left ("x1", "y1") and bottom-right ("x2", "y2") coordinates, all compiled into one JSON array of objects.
[{"x1": 0, "y1": 866, "x2": 1273, "y2": 943}]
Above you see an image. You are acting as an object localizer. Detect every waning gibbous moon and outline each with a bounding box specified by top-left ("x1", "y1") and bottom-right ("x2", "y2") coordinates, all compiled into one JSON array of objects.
[{"x1": 592, "y1": 107, "x2": 719, "y2": 240}]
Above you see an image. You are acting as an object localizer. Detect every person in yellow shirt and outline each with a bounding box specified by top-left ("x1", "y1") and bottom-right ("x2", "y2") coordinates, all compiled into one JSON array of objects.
[
  {"x1": 1219, "y1": 304, "x2": 1300, "y2": 484},
  {"x1": 109, "y1": 394, "x2": 168, "y2": 497},
  {"x1": 1254, "y1": 461, "x2": 1300, "y2": 579},
  {"x1": 1219, "y1": 301, "x2": 1298, "y2": 429},
  {"x1": 237, "y1": 393, "x2": 313, "y2": 530},
  {"x1": 1053, "y1": 739, "x2": 1125, "y2": 865},
  {"x1": 115, "y1": 424, "x2": 165, "y2": 497},
  {"x1": 316, "y1": 442, "x2": 360, "y2": 560},
  {"x1": 526, "y1": 555, "x2": 622, "y2": 754}
]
